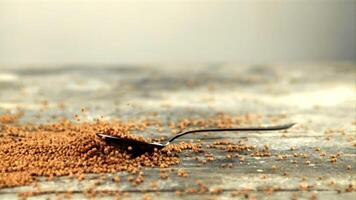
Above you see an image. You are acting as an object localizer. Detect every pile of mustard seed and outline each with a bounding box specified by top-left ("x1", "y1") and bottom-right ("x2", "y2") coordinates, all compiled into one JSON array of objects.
[{"x1": 0, "y1": 118, "x2": 199, "y2": 188}]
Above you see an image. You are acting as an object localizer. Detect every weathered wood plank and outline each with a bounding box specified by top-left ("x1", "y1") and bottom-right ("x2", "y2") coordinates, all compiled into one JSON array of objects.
[{"x1": 0, "y1": 63, "x2": 354, "y2": 199}]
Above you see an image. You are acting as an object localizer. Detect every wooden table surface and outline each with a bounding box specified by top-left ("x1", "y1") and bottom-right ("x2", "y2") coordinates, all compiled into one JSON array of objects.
[{"x1": 0, "y1": 63, "x2": 355, "y2": 199}]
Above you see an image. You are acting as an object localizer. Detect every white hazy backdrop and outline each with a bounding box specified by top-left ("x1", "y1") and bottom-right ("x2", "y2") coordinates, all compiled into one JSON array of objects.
[{"x1": 0, "y1": 0, "x2": 355, "y2": 67}]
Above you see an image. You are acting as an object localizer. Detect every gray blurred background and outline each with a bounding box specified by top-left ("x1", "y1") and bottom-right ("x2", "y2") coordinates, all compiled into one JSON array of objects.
[{"x1": 0, "y1": 0, "x2": 354, "y2": 67}]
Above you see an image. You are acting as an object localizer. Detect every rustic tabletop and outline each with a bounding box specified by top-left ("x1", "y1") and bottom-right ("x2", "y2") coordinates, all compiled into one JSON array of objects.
[{"x1": 0, "y1": 63, "x2": 355, "y2": 199}]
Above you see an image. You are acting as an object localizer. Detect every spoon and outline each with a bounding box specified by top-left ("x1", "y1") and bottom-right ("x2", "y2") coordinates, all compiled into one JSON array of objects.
[{"x1": 96, "y1": 123, "x2": 295, "y2": 157}]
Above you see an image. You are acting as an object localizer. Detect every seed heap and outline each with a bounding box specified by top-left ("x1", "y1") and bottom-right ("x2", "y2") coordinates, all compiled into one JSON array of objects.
[{"x1": 0, "y1": 118, "x2": 201, "y2": 188}]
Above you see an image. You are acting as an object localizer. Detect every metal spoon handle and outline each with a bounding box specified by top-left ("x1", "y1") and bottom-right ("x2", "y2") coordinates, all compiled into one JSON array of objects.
[{"x1": 167, "y1": 123, "x2": 295, "y2": 143}]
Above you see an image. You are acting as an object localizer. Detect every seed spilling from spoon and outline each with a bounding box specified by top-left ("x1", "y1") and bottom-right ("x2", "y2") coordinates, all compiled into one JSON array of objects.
[{"x1": 97, "y1": 123, "x2": 296, "y2": 157}]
